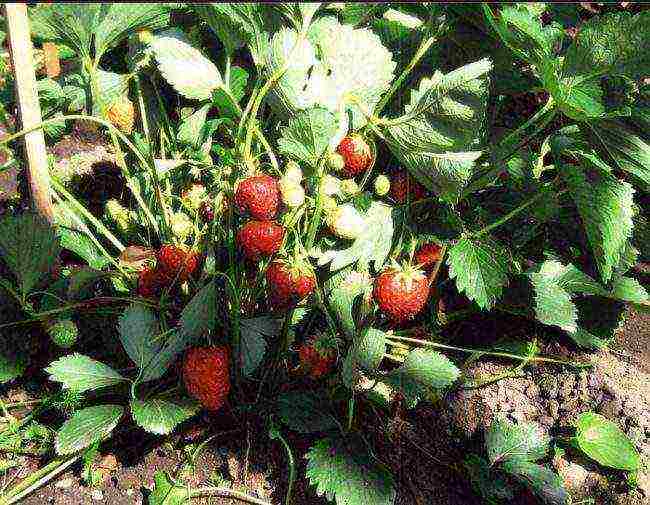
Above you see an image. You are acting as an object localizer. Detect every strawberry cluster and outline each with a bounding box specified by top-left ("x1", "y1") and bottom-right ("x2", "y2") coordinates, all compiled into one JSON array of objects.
[
  {"x1": 235, "y1": 174, "x2": 284, "y2": 261},
  {"x1": 137, "y1": 244, "x2": 199, "y2": 298}
]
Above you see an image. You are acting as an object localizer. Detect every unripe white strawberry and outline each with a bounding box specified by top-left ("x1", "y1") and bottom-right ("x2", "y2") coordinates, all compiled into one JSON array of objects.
[
  {"x1": 340, "y1": 179, "x2": 360, "y2": 196},
  {"x1": 170, "y1": 212, "x2": 193, "y2": 241},
  {"x1": 279, "y1": 180, "x2": 305, "y2": 208},
  {"x1": 283, "y1": 161, "x2": 303, "y2": 185},
  {"x1": 374, "y1": 175, "x2": 390, "y2": 196},
  {"x1": 327, "y1": 204, "x2": 364, "y2": 240},
  {"x1": 321, "y1": 196, "x2": 338, "y2": 215},
  {"x1": 319, "y1": 175, "x2": 341, "y2": 197},
  {"x1": 182, "y1": 183, "x2": 207, "y2": 211},
  {"x1": 326, "y1": 152, "x2": 345, "y2": 173}
]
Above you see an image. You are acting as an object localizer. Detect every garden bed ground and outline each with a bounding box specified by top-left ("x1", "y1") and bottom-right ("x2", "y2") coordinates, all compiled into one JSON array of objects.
[{"x1": 3, "y1": 289, "x2": 647, "y2": 505}]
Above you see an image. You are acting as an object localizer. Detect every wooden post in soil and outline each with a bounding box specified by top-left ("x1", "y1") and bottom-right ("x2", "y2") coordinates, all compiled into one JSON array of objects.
[{"x1": 4, "y1": 3, "x2": 54, "y2": 223}]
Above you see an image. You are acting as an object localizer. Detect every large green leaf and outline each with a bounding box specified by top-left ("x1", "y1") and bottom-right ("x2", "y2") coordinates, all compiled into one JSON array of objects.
[
  {"x1": 130, "y1": 397, "x2": 200, "y2": 436},
  {"x1": 343, "y1": 328, "x2": 387, "y2": 387},
  {"x1": 609, "y1": 277, "x2": 648, "y2": 303},
  {"x1": 464, "y1": 455, "x2": 515, "y2": 503},
  {"x1": 383, "y1": 59, "x2": 491, "y2": 202},
  {"x1": 277, "y1": 391, "x2": 337, "y2": 434},
  {"x1": 178, "y1": 281, "x2": 219, "y2": 342},
  {"x1": 94, "y1": 3, "x2": 171, "y2": 59},
  {"x1": 563, "y1": 12, "x2": 650, "y2": 82},
  {"x1": 238, "y1": 316, "x2": 280, "y2": 377},
  {"x1": 118, "y1": 303, "x2": 160, "y2": 379},
  {"x1": 0, "y1": 340, "x2": 27, "y2": 385},
  {"x1": 46, "y1": 354, "x2": 127, "y2": 393},
  {"x1": 574, "y1": 412, "x2": 639, "y2": 471},
  {"x1": 266, "y1": 17, "x2": 396, "y2": 129},
  {"x1": 150, "y1": 29, "x2": 222, "y2": 101},
  {"x1": 193, "y1": 3, "x2": 272, "y2": 64},
  {"x1": 177, "y1": 104, "x2": 210, "y2": 149},
  {"x1": 529, "y1": 260, "x2": 605, "y2": 333},
  {"x1": 386, "y1": 349, "x2": 459, "y2": 404},
  {"x1": 149, "y1": 471, "x2": 190, "y2": 505},
  {"x1": 319, "y1": 202, "x2": 393, "y2": 272},
  {"x1": 55, "y1": 404, "x2": 124, "y2": 455},
  {"x1": 560, "y1": 12, "x2": 650, "y2": 120},
  {"x1": 485, "y1": 417, "x2": 550, "y2": 466},
  {"x1": 57, "y1": 227, "x2": 110, "y2": 270},
  {"x1": 306, "y1": 437, "x2": 396, "y2": 505},
  {"x1": 29, "y1": 4, "x2": 102, "y2": 57},
  {"x1": 278, "y1": 107, "x2": 339, "y2": 168},
  {"x1": 587, "y1": 121, "x2": 650, "y2": 190},
  {"x1": 0, "y1": 213, "x2": 60, "y2": 296},
  {"x1": 564, "y1": 156, "x2": 635, "y2": 283},
  {"x1": 501, "y1": 458, "x2": 568, "y2": 505},
  {"x1": 447, "y1": 236, "x2": 510, "y2": 310}
]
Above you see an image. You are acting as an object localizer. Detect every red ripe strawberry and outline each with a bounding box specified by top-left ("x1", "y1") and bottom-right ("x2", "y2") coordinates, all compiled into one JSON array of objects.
[
  {"x1": 266, "y1": 260, "x2": 316, "y2": 310},
  {"x1": 373, "y1": 263, "x2": 431, "y2": 323},
  {"x1": 234, "y1": 174, "x2": 279, "y2": 220},
  {"x1": 298, "y1": 334, "x2": 338, "y2": 379},
  {"x1": 389, "y1": 171, "x2": 427, "y2": 203},
  {"x1": 182, "y1": 346, "x2": 230, "y2": 411},
  {"x1": 237, "y1": 221, "x2": 284, "y2": 260},
  {"x1": 137, "y1": 266, "x2": 162, "y2": 298},
  {"x1": 414, "y1": 243, "x2": 442, "y2": 271},
  {"x1": 336, "y1": 134, "x2": 373, "y2": 177},
  {"x1": 156, "y1": 245, "x2": 199, "y2": 283}
]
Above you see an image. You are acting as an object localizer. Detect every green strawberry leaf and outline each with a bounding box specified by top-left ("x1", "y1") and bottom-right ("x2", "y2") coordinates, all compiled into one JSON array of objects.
[
  {"x1": 278, "y1": 107, "x2": 339, "y2": 168},
  {"x1": 447, "y1": 236, "x2": 510, "y2": 310},
  {"x1": 266, "y1": 17, "x2": 396, "y2": 129},
  {"x1": 28, "y1": 4, "x2": 101, "y2": 58},
  {"x1": 193, "y1": 3, "x2": 273, "y2": 64},
  {"x1": 150, "y1": 29, "x2": 222, "y2": 101},
  {"x1": 383, "y1": 58, "x2": 491, "y2": 202},
  {"x1": 306, "y1": 437, "x2": 396, "y2": 505},
  {"x1": 238, "y1": 316, "x2": 280, "y2": 377},
  {"x1": 212, "y1": 66, "x2": 249, "y2": 119},
  {"x1": 46, "y1": 354, "x2": 127, "y2": 393},
  {"x1": 586, "y1": 121, "x2": 650, "y2": 190},
  {"x1": 93, "y1": 3, "x2": 171, "y2": 60},
  {"x1": 464, "y1": 455, "x2": 515, "y2": 503},
  {"x1": 118, "y1": 303, "x2": 160, "y2": 379},
  {"x1": 485, "y1": 417, "x2": 550, "y2": 466},
  {"x1": 149, "y1": 470, "x2": 190, "y2": 505},
  {"x1": 609, "y1": 277, "x2": 648, "y2": 303},
  {"x1": 529, "y1": 260, "x2": 605, "y2": 334},
  {"x1": 343, "y1": 328, "x2": 387, "y2": 387},
  {"x1": 0, "y1": 331, "x2": 27, "y2": 384},
  {"x1": 575, "y1": 412, "x2": 640, "y2": 471},
  {"x1": 386, "y1": 349, "x2": 459, "y2": 405},
  {"x1": 55, "y1": 404, "x2": 124, "y2": 455},
  {"x1": 277, "y1": 391, "x2": 338, "y2": 434},
  {"x1": 501, "y1": 458, "x2": 568, "y2": 505},
  {"x1": 325, "y1": 268, "x2": 373, "y2": 339},
  {"x1": 177, "y1": 104, "x2": 210, "y2": 149},
  {"x1": 0, "y1": 212, "x2": 60, "y2": 296},
  {"x1": 130, "y1": 397, "x2": 200, "y2": 436},
  {"x1": 178, "y1": 281, "x2": 219, "y2": 342},
  {"x1": 563, "y1": 155, "x2": 635, "y2": 283},
  {"x1": 319, "y1": 202, "x2": 394, "y2": 273}
]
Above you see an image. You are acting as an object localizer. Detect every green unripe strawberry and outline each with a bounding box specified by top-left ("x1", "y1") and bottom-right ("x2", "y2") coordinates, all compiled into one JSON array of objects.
[
  {"x1": 48, "y1": 319, "x2": 79, "y2": 349},
  {"x1": 374, "y1": 175, "x2": 390, "y2": 196}
]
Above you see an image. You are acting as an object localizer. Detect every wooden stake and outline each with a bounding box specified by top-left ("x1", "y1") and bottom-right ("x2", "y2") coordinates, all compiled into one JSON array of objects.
[{"x1": 4, "y1": 3, "x2": 54, "y2": 223}]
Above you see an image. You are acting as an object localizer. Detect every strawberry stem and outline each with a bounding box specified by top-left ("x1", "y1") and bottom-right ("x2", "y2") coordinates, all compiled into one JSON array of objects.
[{"x1": 386, "y1": 335, "x2": 592, "y2": 369}]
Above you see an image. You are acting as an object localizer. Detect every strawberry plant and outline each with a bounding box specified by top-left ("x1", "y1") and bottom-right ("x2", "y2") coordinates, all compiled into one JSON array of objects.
[{"x1": 0, "y1": 3, "x2": 648, "y2": 504}]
